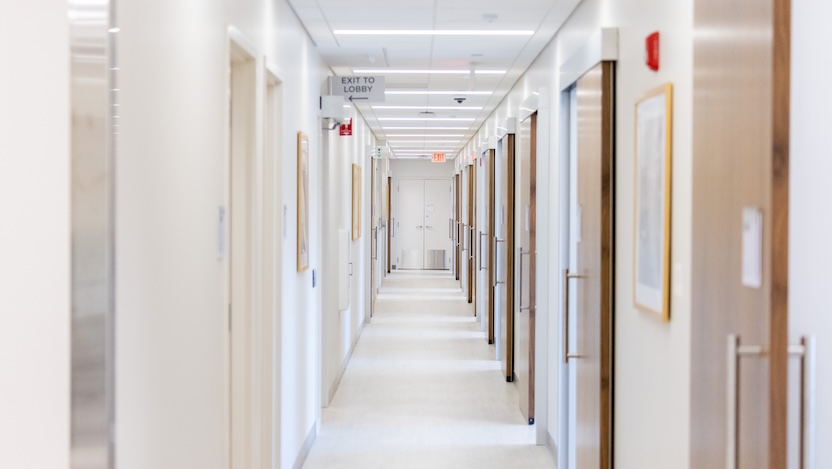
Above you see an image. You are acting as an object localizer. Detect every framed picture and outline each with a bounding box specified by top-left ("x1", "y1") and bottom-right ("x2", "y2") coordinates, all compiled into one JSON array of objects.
[
  {"x1": 352, "y1": 164, "x2": 361, "y2": 240},
  {"x1": 297, "y1": 132, "x2": 310, "y2": 272},
  {"x1": 633, "y1": 83, "x2": 673, "y2": 321}
]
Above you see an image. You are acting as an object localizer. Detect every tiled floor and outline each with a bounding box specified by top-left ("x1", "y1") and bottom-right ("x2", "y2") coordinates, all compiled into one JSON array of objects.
[{"x1": 302, "y1": 270, "x2": 555, "y2": 469}]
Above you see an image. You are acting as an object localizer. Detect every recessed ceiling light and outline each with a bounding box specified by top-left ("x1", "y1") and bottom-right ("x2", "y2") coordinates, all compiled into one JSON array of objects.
[
  {"x1": 382, "y1": 127, "x2": 468, "y2": 130},
  {"x1": 388, "y1": 140, "x2": 461, "y2": 143},
  {"x1": 385, "y1": 90, "x2": 493, "y2": 96},
  {"x1": 373, "y1": 106, "x2": 483, "y2": 110},
  {"x1": 334, "y1": 30, "x2": 533, "y2": 36},
  {"x1": 385, "y1": 134, "x2": 465, "y2": 137},
  {"x1": 378, "y1": 118, "x2": 475, "y2": 122},
  {"x1": 354, "y1": 69, "x2": 505, "y2": 75}
]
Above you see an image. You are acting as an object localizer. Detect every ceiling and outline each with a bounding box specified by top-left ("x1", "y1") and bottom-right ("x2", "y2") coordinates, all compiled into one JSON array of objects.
[{"x1": 288, "y1": 0, "x2": 581, "y2": 160}]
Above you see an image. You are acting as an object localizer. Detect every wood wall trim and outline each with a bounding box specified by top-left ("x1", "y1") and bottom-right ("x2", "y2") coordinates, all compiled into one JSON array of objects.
[{"x1": 600, "y1": 60, "x2": 615, "y2": 469}]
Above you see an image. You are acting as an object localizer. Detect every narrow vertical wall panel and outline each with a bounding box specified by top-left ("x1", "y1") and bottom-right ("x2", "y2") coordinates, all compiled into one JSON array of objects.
[{"x1": 70, "y1": 0, "x2": 115, "y2": 467}]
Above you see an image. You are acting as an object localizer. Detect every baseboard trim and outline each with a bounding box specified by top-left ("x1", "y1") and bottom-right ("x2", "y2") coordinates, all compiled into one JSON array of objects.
[
  {"x1": 327, "y1": 320, "x2": 366, "y2": 404},
  {"x1": 292, "y1": 424, "x2": 317, "y2": 469},
  {"x1": 546, "y1": 432, "x2": 558, "y2": 463}
]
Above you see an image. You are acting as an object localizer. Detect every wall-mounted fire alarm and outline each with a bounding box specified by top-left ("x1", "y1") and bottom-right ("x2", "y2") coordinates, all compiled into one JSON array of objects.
[{"x1": 646, "y1": 32, "x2": 660, "y2": 71}]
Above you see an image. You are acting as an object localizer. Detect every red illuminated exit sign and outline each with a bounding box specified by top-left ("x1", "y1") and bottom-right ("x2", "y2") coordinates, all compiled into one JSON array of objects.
[{"x1": 432, "y1": 153, "x2": 446, "y2": 163}]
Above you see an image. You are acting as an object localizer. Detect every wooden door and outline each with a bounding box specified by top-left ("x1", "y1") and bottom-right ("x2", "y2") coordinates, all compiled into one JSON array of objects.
[
  {"x1": 516, "y1": 113, "x2": 537, "y2": 424},
  {"x1": 468, "y1": 164, "x2": 475, "y2": 305},
  {"x1": 572, "y1": 62, "x2": 614, "y2": 469},
  {"x1": 500, "y1": 134, "x2": 516, "y2": 381},
  {"x1": 691, "y1": 0, "x2": 790, "y2": 467},
  {"x1": 487, "y1": 149, "x2": 496, "y2": 344}
]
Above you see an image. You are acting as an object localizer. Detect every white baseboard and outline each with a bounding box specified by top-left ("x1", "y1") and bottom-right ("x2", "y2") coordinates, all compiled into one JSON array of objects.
[
  {"x1": 291, "y1": 424, "x2": 317, "y2": 469},
  {"x1": 327, "y1": 319, "x2": 366, "y2": 404}
]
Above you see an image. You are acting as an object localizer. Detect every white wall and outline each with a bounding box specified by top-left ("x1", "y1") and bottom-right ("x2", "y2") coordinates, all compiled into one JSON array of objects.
[
  {"x1": 0, "y1": 2, "x2": 70, "y2": 468},
  {"x1": 465, "y1": 0, "x2": 694, "y2": 466},
  {"x1": 790, "y1": 0, "x2": 832, "y2": 466},
  {"x1": 116, "y1": 0, "x2": 374, "y2": 467},
  {"x1": 321, "y1": 110, "x2": 376, "y2": 407}
]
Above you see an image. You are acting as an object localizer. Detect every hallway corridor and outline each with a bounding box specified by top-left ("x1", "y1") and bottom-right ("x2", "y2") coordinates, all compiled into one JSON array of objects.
[{"x1": 303, "y1": 271, "x2": 554, "y2": 469}]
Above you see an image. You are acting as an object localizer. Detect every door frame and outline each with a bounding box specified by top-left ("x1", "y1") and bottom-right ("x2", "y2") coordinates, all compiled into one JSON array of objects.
[
  {"x1": 395, "y1": 177, "x2": 453, "y2": 271},
  {"x1": 556, "y1": 28, "x2": 619, "y2": 469}
]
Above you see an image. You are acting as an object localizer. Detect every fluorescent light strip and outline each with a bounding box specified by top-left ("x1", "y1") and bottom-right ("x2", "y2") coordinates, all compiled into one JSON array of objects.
[
  {"x1": 385, "y1": 90, "x2": 492, "y2": 96},
  {"x1": 382, "y1": 127, "x2": 468, "y2": 130},
  {"x1": 334, "y1": 30, "x2": 534, "y2": 36},
  {"x1": 373, "y1": 106, "x2": 483, "y2": 110},
  {"x1": 388, "y1": 140, "x2": 460, "y2": 143},
  {"x1": 355, "y1": 69, "x2": 505, "y2": 75},
  {"x1": 386, "y1": 134, "x2": 465, "y2": 137},
  {"x1": 378, "y1": 118, "x2": 475, "y2": 122}
]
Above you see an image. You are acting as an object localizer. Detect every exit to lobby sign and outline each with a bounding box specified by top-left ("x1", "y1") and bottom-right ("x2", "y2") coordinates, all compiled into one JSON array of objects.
[{"x1": 328, "y1": 76, "x2": 385, "y2": 102}]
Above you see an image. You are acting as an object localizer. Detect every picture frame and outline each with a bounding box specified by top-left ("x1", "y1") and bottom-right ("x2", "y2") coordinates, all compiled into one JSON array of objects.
[
  {"x1": 297, "y1": 132, "x2": 310, "y2": 272},
  {"x1": 633, "y1": 83, "x2": 673, "y2": 321},
  {"x1": 352, "y1": 164, "x2": 361, "y2": 240}
]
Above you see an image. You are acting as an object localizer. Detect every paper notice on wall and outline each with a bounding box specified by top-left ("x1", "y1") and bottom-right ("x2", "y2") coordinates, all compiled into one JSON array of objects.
[{"x1": 741, "y1": 207, "x2": 763, "y2": 289}]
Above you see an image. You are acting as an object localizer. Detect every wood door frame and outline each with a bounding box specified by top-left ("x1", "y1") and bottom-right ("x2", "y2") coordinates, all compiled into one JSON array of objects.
[
  {"x1": 504, "y1": 133, "x2": 517, "y2": 382},
  {"x1": 387, "y1": 176, "x2": 392, "y2": 274},
  {"x1": 770, "y1": 0, "x2": 791, "y2": 464},
  {"x1": 557, "y1": 30, "x2": 618, "y2": 469}
]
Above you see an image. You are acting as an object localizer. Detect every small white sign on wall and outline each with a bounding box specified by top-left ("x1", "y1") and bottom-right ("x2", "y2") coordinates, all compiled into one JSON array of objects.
[{"x1": 741, "y1": 207, "x2": 763, "y2": 289}]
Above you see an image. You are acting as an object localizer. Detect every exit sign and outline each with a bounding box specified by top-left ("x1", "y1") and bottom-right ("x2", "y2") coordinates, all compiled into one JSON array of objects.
[{"x1": 432, "y1": 153, "x2": 446, "y2": 163}]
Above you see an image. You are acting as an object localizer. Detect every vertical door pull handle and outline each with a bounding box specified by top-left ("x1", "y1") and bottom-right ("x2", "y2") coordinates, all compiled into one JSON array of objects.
[
  {"x1": 726, "y1": 335, "x2": 768, "y2": 469},
  {"x1": 493, "y1": 239, "x2": 506, "y2": 285},
  {"x1": 563, "y1": 269, "x2": 583, "y2": 363},
  {"x1": 518, "y1": 249, "x2": 530, "y2": 312},
  {"x1": 479, "y1": 232, "x2": 487, "y2": 271}
]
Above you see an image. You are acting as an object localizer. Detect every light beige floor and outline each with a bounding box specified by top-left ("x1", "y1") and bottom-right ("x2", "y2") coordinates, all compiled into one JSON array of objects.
[{"x1": 302, "y1": 270, "x2": 555, "y2": 469}]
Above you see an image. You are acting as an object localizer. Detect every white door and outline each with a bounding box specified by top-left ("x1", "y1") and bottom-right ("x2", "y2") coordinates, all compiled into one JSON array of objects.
[
  {"x1": 398, "y1": 179, "x2": 425, "y2": 269},
  {"x1": 424, "y1": 179, "x2": 452, "y2": 269}
]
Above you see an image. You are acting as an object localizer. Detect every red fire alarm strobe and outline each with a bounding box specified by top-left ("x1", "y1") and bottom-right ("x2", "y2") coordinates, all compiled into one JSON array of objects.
[{"x1": 646, "y1": 32, "x2": 660, "y2": 71}]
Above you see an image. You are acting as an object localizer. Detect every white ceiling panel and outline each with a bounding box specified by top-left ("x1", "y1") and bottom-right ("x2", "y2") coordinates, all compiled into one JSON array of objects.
[{"x1": 287, "y1": 0, "x2": 583, "y2": 151}]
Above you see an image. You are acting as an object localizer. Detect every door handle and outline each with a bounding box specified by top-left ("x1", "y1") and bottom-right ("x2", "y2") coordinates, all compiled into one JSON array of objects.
[
  {"x1": 518, "y1": 248, "x2": 531, "y2": 312},
  {"x1": 726, "y1": 335, "x2": 767, "y2": 469},
  {"x1": 469, "y1": 227, "x2": 475, "y2": 260},
  {"x1": 479, "y1": 232, "x2": 487, "y2": 271},
  {"x1": 426, "y1": 225, "x2": 434, "y2": 230},
  {"x1": 493, "y1": 238, "x2": 505, "y2": 286},
  {"x1": 416, "y1": 225, "x2": 423, "y2": 230},
  {"x1": 793, "y1": 336, "x2": 817, "y2": 469},
  {"x1": 563, "y1": 269, "x2": 584, "y2": 363}
]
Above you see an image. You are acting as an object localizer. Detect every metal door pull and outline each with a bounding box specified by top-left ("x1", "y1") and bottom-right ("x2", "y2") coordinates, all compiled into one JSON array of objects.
[{"x1": 563, "y1": 269, "x2": 584, "y2": 363}]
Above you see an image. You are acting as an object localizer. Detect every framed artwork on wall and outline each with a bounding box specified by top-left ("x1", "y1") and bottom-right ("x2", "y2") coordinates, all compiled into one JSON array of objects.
[
  {"x1": 352, "y1": 164, "x2": 361, "y2": 240},
  {"x1": 633, "y1": 83, "x2": 673, "y2": 321},
  {"x1": 297, "y1": 131, "x2": 310, "y2": 272}
]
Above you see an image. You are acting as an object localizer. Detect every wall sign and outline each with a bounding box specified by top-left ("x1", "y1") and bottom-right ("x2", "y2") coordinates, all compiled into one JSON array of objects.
[
  {"x1": 432, "y1": 153, "x2": 446, "y2": 163},
  {"x1": 339, "y1": 118, "x2": 353, "y2": 136},
  {"x1": 328, "y1": 76, "x2": 385, "y2": 102}
]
